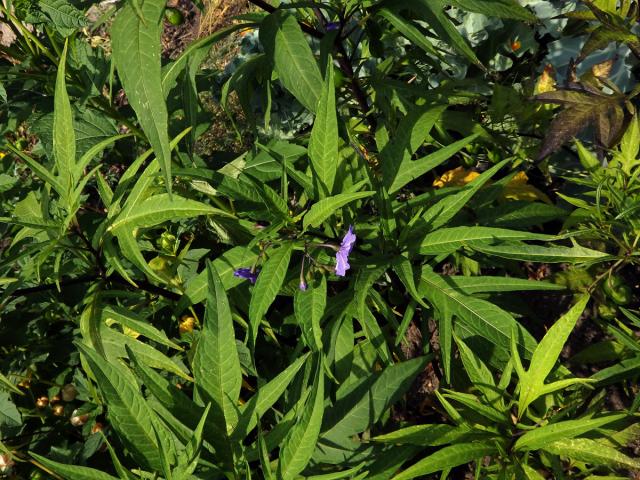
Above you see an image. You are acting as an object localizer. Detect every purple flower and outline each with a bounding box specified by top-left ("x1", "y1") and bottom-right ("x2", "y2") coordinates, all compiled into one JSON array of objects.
[
  {"x1": 335, "y1": 225, "x2": 356, "y2": 277},
  {"x1": 326, "y1": 22, "x2": 340, "y2": 32},
  {"x1": 234, "y1": 267, "x2": 259, "y2": 284},
  {"x1": 299, "y1": 279, "x2": 307, "y2": 291}
]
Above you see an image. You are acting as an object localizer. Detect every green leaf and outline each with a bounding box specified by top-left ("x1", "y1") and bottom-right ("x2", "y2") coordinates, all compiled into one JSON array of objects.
[
  {"x1": 261, "y1": 12, "x2": 323, "y2": 113},
  {"x1": 178, "y1": 246, "x2": 259, "y2": 311},
  {"x1": 303, "y1": 191, "x2": 374, "y2": 230},
  {"x1": 446, "y1": 0, "x2": 537, "y2": 21},
  {"x1": 389, "y1": 134, "x2": 478, "y2": 194},
  {"x1": 381, "y1": 104, "x2": 447, "y2": 192},
  {"x1": 419, "y1": 266, "x2": 536, "y2": 366},
  {"x1": 192, "y1": 262, "x2": 242, "y2": 436},
  {"x1": 472, "y1": 243, "x2": 610, "y2": 263},
  {"x1": 518, "y1": 296, "x2": 589, "y2": 416},
  {"x1": 379, "y1": 8, "x2": 439, "y2": 57},
  {"x1": 309, "y1": 58, "x2": 338, "y2": 197},
  {"x1": 109, "y1": 193, "x2": 227, "y2": 233},
  {"x1": 454, "y1": 334, "x2": 501, "y2": 407},
  {"x1": 543, "y1": 438, "x2": 640, "y2": 470},
  {"x1": 5, "y1": 146, "x2": 63, "y2": 197},
  {"x1": 514, "y1": 414, "x2": 628, "y2": 451},
  {"x1": 53, "y1": 40, "x2": 76, "y2": 201},
  {"x1": 38, "y1": 0, "x2": 87, "y2": 35},
  {"x1": 392, "y1": 442, "x2": 498, "y2": 480},
  {"x1": 233, "y1": 354, "x2": 309, "y2": 442},
  {"x1": 76, "y1": 343, "x2": 173, "y2": 471},
  {"x1": 277, "y1": 361, "x2": 324, "y2": 480},
  {"x1": 102, "y1": 306, "x2": 181, "y2": 350},
  {"x1": 438, "y1": 276, "x2": 564, "y2": 294},
  {"x1": 321, "y1": 357, "x2": 428, "y2": 441},
  {"x1": 373, "y1": 424, "x2": 478, "y2": 446},
  {"x1": 418, "y1": 226, "x2": 552, "y2": 255},
  {"x1": 29, "y1": 453, "x2": 119, "y2": 480},
  {"x1": 0, "y1": 372, "x2": 22, "y2": 395},
  {"x1": 248, "y1": 243, "x2": 294, "y2": 344},
  {"x1": 295, "y1": 276, "x2": 326, "y2": 352},
  {"x1": 111, "y1": 0, "x2": 173, "y2": 194},
  {"x1": 408, "y1": 0, "x2": 484, "y2": 69},
  {"x1": 162, "y1": 23, "x2": 247, "y2": 96}
]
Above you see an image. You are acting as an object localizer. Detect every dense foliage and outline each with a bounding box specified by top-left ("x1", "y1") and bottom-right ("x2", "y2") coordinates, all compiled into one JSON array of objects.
[{"x1": 1, "y1": 0, "x2": 640, "y2": 478}]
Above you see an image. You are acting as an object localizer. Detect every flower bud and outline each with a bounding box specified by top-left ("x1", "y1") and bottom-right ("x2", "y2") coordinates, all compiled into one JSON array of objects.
[
  {"x1": 52, "y1": 404, "x2": 65, "y2": 416},
  {"x1": 91, "y1": 422, "x2": 104, "y2": 434},
  {"x1": 61, "y1": 384, "x2": 77, "y2": 402},
  {"x1": 36, "y1": 396, "x2": 49, "y2": 408},
  {"x1": 179, "y1": 316, "x2": 195, "y2": 334}
]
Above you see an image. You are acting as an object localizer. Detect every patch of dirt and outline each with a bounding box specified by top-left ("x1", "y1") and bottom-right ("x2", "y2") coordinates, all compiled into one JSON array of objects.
[{"x1": 162, "y1": 0, "x2": 201, "y2": 59}]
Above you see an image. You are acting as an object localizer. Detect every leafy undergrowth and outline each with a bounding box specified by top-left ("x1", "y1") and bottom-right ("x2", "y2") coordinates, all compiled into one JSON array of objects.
[{"x1": 1, "y1": 0, "x2": 639, "y2": 479}]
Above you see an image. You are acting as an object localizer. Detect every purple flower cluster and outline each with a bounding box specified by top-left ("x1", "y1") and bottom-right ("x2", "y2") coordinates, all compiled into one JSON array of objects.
[{"x1": 335, "y1": 225, "x2": 356, "y2": 277}]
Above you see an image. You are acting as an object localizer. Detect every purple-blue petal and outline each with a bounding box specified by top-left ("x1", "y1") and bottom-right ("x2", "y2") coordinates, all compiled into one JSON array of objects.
[{"x1": 234, "y1": 267, "x2": 259, "y2": 284}]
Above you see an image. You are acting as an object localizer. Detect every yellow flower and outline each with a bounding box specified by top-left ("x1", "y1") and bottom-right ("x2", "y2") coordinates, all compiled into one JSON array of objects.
[
  {"x1": 502, "y1": 172, "x2": 551, "y2": 204},
  {"x1": 0, "y1": 152, "x2": 6, "y2": 159},
  {"x1": 433, "y1": 168, "x2": 551, "y2": 204},
  {"x1": 432, "y1": 166, "x2": 480, "y2": 188},
  {"x1": 534, "y1": 64, "x2": 556, "y2": 95}
]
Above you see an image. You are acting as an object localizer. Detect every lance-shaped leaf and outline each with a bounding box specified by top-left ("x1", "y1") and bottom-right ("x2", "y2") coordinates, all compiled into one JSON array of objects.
[
  {"x1": 419, "y1": 265, "x2": 536, "y2": 367},
  {"x1": 53, "y1": 40, "x2": 75, "y2": 203},
  {"x1": 392, "y1": 442, "x2": 499, "y2": 480},
  {"x1": 29, "y1": 453, "x2": 119, "y2": 480},
  {"x1": 248, "y1": 243, "x2": 294, "y2": 344},
  {"x1": 542, "y1": 438, "x2": 640, "y2": 470},
  {"x1": 111, "y1": 0, "x2": 173, "y2": 194},
  {"x1": 294, "y1": 276, "x2": 326, "y2": 352},
  {"x1": 308, "y1": 58, "x2": 338, "y2": 197},
  {"x1": 192, "y1": 262, "x2": 242, "y2": 437},
  {"x1": 76, "y1": 343, "x2": 173, "y2": 471},
  {"x1": 303, "y1": 191, "x2": 374, "y2": 230},
  {"x1": 517, "y1": 295, "x2": 591, "y2": 417},
  {"x1": 381, "y1": 104, "x2": 447, "y2": 192},
  {"x1": 514, "y1": 413, "x2": 628, "y2": 451},
  {"x1": 260, "y1": 12, "x2": 323, "y2": 113},
  {"x1": 277, "y1": 360, "x2": 324, "y2": 480}
]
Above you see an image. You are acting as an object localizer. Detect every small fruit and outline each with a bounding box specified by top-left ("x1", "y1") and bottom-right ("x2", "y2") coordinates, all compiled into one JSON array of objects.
[
  {"x1": 597, "y1": 303, "x2": 617, "y2": 320},
  {"x1": 511, "y1": 39, "x2": 521, "y2": 52},
  {"x1": 164, "y1": 7, "x2": 184, "y2": 25},
  {"x1": 36, "y1": 396, "x2": 49, "y2": 408},
  {"x1": 61, "y1": 384, "x2": 77, "y2": 402},
  {"x1": 52, "y1": 404, "x2": 65, "y2": 416},
  {"x1": 91, "y1": 422, "x2": 104, "y2": 434},
  {"x1": 70, "y1": 409, "x2": 89, "y2": 426}
]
